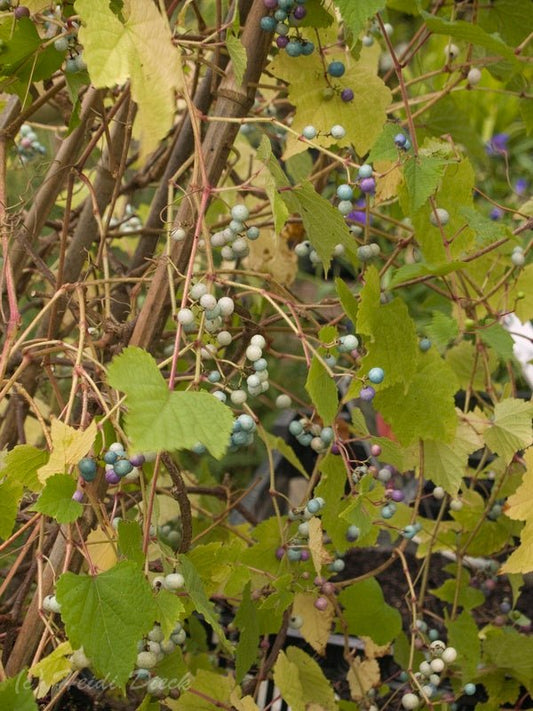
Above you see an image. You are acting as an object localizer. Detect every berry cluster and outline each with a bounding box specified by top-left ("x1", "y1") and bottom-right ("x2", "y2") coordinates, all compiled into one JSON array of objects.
[
  {"x1": 133, "y1": 618, "x2": 187, "y2": 697},
  {"x1": 260, "y1": 0, "x2": 314, "y2": 57},
  {"x1": 109, "y1": 204, "x2": 143, "y2": 234},
  {"x1": 400, "y1": 641, "x2": 467, "y2": 709},
  {"x1": 288, "y1": 418, "x2": 334, "y2": 454},
  {"x1": 76, "y1": 443, "x2": 144, "y2": 491},
  {"x1": 15, "y1": 124, "x2": 46, "y2": 162}
]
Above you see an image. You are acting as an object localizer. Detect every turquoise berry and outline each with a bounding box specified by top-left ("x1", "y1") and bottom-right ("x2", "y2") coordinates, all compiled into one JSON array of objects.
[
  {"x1": 302, "y1": 125, "x2": 317, "y2": 140},
  {"x1": 231, "y1": 204, "x2": 249, "y2": 222},
  {"x1": 368, "y1": 367, "x2": 384, "y2": 384},
  {"x1": 289, "y1": 420, "x2": 304, "y2": 436},
  {"x1": 327, "y1": 61, "x2": 345, "y2": 78},
  {"x1": 260, "y1": 16, "x2": 276, "y2": 32},
  {"x1": 300, "y1": 41, "x2": 314, "y2": 55},
  {"x1": 381, "y1": 504, "x2": 395, "y2": 519},
  {"x1": 306, "y1": 498, "x2": 321, "y2": 514},
  {"x1": 330, "y1": 558, "x2": 345, "y2": 572},
  {"x1": 113, "y1": 459, "x2": 134, "y2": 477},
  {"x1": 419, "y1": 337, "x2": 431, "y2": 351},
  {"x1": 286, "y1": 40, "x2": 302, "y2": 56},
  {"x1": 287, "y1": 548, "x2": 302, "y2": 562},
  {"x1": 464, "y1": 684, "x2": 476, "y2": 696},
  {"x1": 78, "y1": 457, "x2": 97, "y2": 481},
  {"x1": 103, "y1": 450, "x2": 118, "y2": 465},
  {"x1": 346, "y1": 525, "x2": 360, "y2": 542},
  {"x1": 247, "y1": 226, "x2": 260, "y2": 240}
]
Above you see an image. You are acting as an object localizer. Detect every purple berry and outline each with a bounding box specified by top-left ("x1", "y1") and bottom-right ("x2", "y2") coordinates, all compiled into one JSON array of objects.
[
  {"x1": 360, "y1": 386, "x2": 375, "y2": 401},
  {"x1": 275, "y1": 546, "x2": 285, "y2": 560},
  {"x1": 72, "y1": 489, "x2": 84, "y2": 503},
  {"x1": 341, "y1": 88, "x2": 354, "y2": 102},
  {"x1": 105, "y1": 469, "x2": 121, "y2": 485},
  {"x1": 321, "y1": 581, "x2": 335, "y2": 595},
  {"x1": 391, "y1": 489, "x2": 405, "y2": 502},
  {"x1": 264, "y1": 0, "x2": 278, "y2": 7},
  {"x1": 300, "y1": 549, "x2": 310, "y2": 561},
  {"x1": 370, "y1": 444, "x2": 381, "y2": 457},
  {"x1": 276, "y1": 36, "x2": 289, "y2": 48},
  {"x1": 331, "y1": 443, "x2": 341, "y2": 455},
  {"x1": 360, "y1": 177, "x2": 376, "y2": 194},
  {"x1": 293, "y1": 5, "x2": 306, "y2": 19},
  {"x1": 129, "y1": 453, "x2": 146, "y2": 467},
  {"x1": 14, "y1": 6, "x2": 30, "y2": 18},
  {"x1": 314, "y1": 596, "x2": 328, "y2": 611}
]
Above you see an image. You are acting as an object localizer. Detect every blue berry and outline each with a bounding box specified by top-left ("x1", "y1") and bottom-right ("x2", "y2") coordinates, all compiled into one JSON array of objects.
[
  {"x1": 419, "y1": 337, "x2": 431, "y2": 351},
  {"x1": 327, "y1": 61, "x2": 345, "y2": 78},
  {"x1": 287, "y1": 548, "x2": 302, "y2": 561},
  {"x1": 381, "y1": 504, "x2": 395, "y2": 519},
  {"x1": 302, "y1": 125, "x2": 317, "y2": 140},
  {"x1": 320, "y1": 427, "x2": 334, "y2": 444},
  {"x1": 231, "y1": 204, "x2": 249, "y2": 222},
  {"x1": 103, "y1": 450, "x2": 118, "y2": 464},
  {"x1": 247, "y1": 226, "x2": 260, "y2": 240},
  {"x1": 300, "y1": 41, "x2": 314, "y2": 55},
  {"x1": 274, "y1": 8, "x2": 288, "y2": 21},
  {"x1": 286, "y1": 40, "x2": 302, "y2": 56},
  {"x1": 402, "y1": 525, "x2": 417, "y2": 539},
  {"x1": 330, "y1": 558, "x2": 345, "y2": 572},
  {"x1": 78, "y1": 457, "x2": 97, "y2": 481},
  {"x1": 394, "y1": 133, "x2": 407, "y2": 148},
  {"x1": 330, "y1": 124, "x2": 346, "y2": 139},
  {"x1": 346, "y1": 525, "x2": 360, "y2": 542},
  {"x1": 289, "y1": 420, "x2": 304, "y2": 436},
  {"x1": 463, "y1": 684, "x2": 476, "y2": 696},
  {"x1": 403, "y1": 138, "x2": 412, "y2": 151},
  {"x1": 306, "y1": 498, "x2": 321, "y2": 514},
  {"x1": 368, "y1": 367, "x2": 384, "y2": 384},
  {"x1": 337, "y1": 199, "x2": 353, "y2": 215}
]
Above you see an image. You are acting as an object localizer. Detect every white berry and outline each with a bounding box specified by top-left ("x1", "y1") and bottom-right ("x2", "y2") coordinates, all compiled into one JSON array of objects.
[
  {"x1": 246, "y1": 344, "x2": 263, "y2": 361},
  {"x1": 230, "y1": 389, "x2": 247, "y2": 405},
  {"x1": 467, "y1": 67, "x2": 482, "y2": 85},
  {"x1": 218, "y1": 296, "x2": 235, "y2": 316},
  {"x1": 429, "y1": 208, "x2": 449, "y2": 226},
  {"x1": 177, "y1": 308, "x2": 195, "y2": 325},
  {"x1": 199, "y1": 293, "x2": 217, "y2": 310},
  {"x1": 441, "y1": 646, "x2": 457, "y2": 664},
  {"x1": 444, "y1": 43, "x2": 460, "y2": 60},
  {"x1": 430, "y1": 657, "x2": 445, "y2": 673},
  {"x1": 275, "y1": 394, "x2": 291, "y2": 409},
  {"x1": 401, "y1": 693, "x2": 420, "y2": 710},
  {"x1": 433, "y1": 486, "x2": 445, "y2": 500},
  {"x1": 136, "y1": 651, "x2": 157, "y2": 669},
  {"x1": 164, "y1": 573, "x2": 185, "y2": 590}
]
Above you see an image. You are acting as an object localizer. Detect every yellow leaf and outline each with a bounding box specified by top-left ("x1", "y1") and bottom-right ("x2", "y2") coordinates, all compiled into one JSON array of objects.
[
  {"x1": 361, "y1": 636, "x2": 391, "y2": 659},
  {"x1": 229, "y1": 691, "x2": 260, "y2": 711},
  {"x1": 308, "y1": 517, "x2": 333, "y2": 576},
  {"x1": 499, "y1": 518, "x2": 533, "y2": 574},
  {"x1": 374, "y1": 161, "x2": 403, "y2": 204},
  {"x1": 504, "y1": 447, "x2": 533, "y2": 521},
  {"x1": 245, "y1": 229, "x2": 297, "y2": 286},
  {"x1": 347, "y1": 657, "x2": 380, "y2": 700},
  {"x1": 85, "y1": 525, "x2": 118, "y2": 572},
  {"x1": 38, "y1": 419, "x2": 97, "y2": 484},
  {"x1": 292, "y1": 592, "x2": 334, "y2": 655},
  {"x1": 29, "y1": 641, "x2": 72, "y2": 698},
  {"x1": 76, "y1": 0, "x2": 183, "y2": 159}
]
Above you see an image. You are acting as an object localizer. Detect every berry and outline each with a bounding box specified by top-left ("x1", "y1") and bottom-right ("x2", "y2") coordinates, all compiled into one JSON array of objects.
[
  {"x1": 336, "y1": 184, "x2": 354, "y2": 201},
  {"x1": 177, "y1": 308, "x2": 195, "y2": 325},
  {"x1": 114, "y1": 459, "x2": 134, "y2": 477},
  {"x1": 330, "y1": 558, "x2": 345, "y2": 572},
  {"x1": 467, "y1": 67, "x2": 482, "y2": 85},
  {"x1": 358, "y1": 164, "x2": 373, "y2": 179},
  {"x1": 231, "y1": 204, "x2": 249, "y2": 222},
  {"x1": 289, "y1": 614, "x2": 303, "y2": 629},
  {"x1": 433, "y1": 486, "x2": 445, "y2": 500},
  {"x1": 250, "y1": 334, "x2": 266, "y2": 348},
  {"x1": 72, "y1": 489, "x2": 84, "y2": 503},
  {"x1": 54, "y1": 37, "x2": 69, "y2": 53},
  {"x1": 401, "y1": 693, "x2": 420, "y2": 710},
  {"x1": 300, "y1": 40, "x2": 314, "y2": 55},
  {"x1": 293, "y1": 5, "x2": 306, "y2": 20},
  {"x1": 247, "y1": 226, "x2": 260, "y2": 240},
  {"x1": 419, "y1": 337, "x2": 431, "y2": 351},
  {"x1": 327, "y1": 61, "x2": 345, "y2": 78},
  {"x1": 381, "y1": 504, "x2": 395, "y2": 519},
  {"x1": 286, "y1": 40, "x2": 302, "y2": 56},
  {"x1": 330, "y1": 124, "x2": 346, "y2": 139},
  {"x1": 368, "y1": 367, "x2": 384, "y2": 384},
  {"x1": 429, "y1": 207, "x2": 449, "y2": 226},
  {"x1": 359, "y1": 177, "x2": 376, "y2": 194},
  {"x1": 314, "y1": 596, "x2": 328, "y2": 611},
  {"x1": 260, "y1": 16, "x2": 277, "y2": 32},
  {"x1": 463, "y1": 683, "x2": 476, "y2": 696},
  {"x1": 430, "y1": 657, "x2": 445, "y2": 673},
  {"x1": 14, "y1": 5, "x2": 30, "y2": 18},
  {"x1": 511, "y1": 250, "x2": 525, "y2": 267},
  {"x1": 370, "y1": 444, "x2": 381, "y2": 457},
  {"x1": 362, "y1": 35, "x2": 374, "y2": 47},
  {"x1": 337, "y1": 199, "x2": 353, "y2": 215},
  {"x1": 402, "y1": 525, "x2": 417, "y2": 539},
  {"x1": 346, "y1": 525, "x2": 360, "y2": 542},
  {"x1": 441, "y1": 646, "x2": 457, "y2": 664},
  {"x1": 287, "y1": 547, "x2": 302, "y2": 561},
  {"x1": 360, "y1": 386, "x2": 375, "y2": 401},
  {"x1": 289, "y1": 420, "x2": 304, "y2": 436},
  {"x1": 164, "y1": 573, "x2": 185, "y2": 590},
  {"x1": 302, "y1": 125, "x2": 317, "y2": 140},
  {"x1": 78, "y1": 457, "x2": 97, "y2": 481},
  {"x1": 341, "y1": 88, "x2": 354, "y2": 102},
  {"x1": 444, "y1": 43, "x2": 460, "y2": 61},
  {"x1": 394, "y1": 133, "x2": 407, "y2": 148},
  {"x1": 276, "y1": 393, "x2": 291, "y2": 408}
]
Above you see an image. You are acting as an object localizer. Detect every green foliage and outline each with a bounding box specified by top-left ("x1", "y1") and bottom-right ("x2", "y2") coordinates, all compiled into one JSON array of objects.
[
  {"x1": 31, "y1": 474, "x2": 83, "y2": 523},
  {"x1": 0, "y1": 670, "x2": 38, "y2": 711},
  {"x1": 273, "y1": 646, "x2": 337, "y2": 711},
  {"x1": 117, "y1": 519, "x2": 144, "y2": 566},
  {"x1": 305, "y1": 354, "x2": 338, "y2": 425},
  {"x1": 0, "y1": 477, "x2": 23, "y2": 540},
  {"x1": 338, "y1": 578, "x2": 402, "y2": 645},
  {"x1": 107, "y1": 347, "x2": 234, "y2": 459},
  {"x1": 1, "y1": 445, "x2": 48, "y2": 491},
  {"x1": 56, "y1": 561, "x2": 157, "y2": 690},
  {"x1": 234, "y1": 582, "x2": 259, "y2": 682}
]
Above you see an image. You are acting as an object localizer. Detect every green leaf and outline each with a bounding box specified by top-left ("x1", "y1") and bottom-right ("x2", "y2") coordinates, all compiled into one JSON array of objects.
[
  {"x1": 0, "y1": 477, "x2": 23, "y2": 540},
  {"x1": 431, "y1": 577, "x2": 485, "y2": 611},
  {"x1": 480, "y1": 323, "x2": 515, "y2": 362},
  {"x1": 459, "y1": 207, "x2": 511, "y2": 243},
  {"x1": 422, "y1": 436, "x2": 469, "y2": 496},
  {"x1": 260, "y1": 430, "x2": 309, "y2": 479},
  {"x1": 1, "y1": 444, "x2": 48, "y2": 491},
  {"x1": 225, "y1": 33, "x2": 247, "y2": 86},
  {"x1": 305, "y1": 354, "x2": 338, "y2": 425},
  {"x1": 374, "y1": 348, "x2": 459, "y2": 446},
  {"x1": 339, "y1": 578, "x2": 402, "y2": 645},
  {"x1": 315, "y1": 454, "x2": 351, "y2": 552},
  {"x1": 446, "y1": 610, "x2": 481, "y2": 680},
  {"x1": 477, "y1": 0, "x2": 533, "y2": 46},
  {"x1": 56, "y1": 561, "x2": 157, "y2": 690},
  {"x1": 282, "y1": 182, "x2": 357, "y2": 269},
  {"x1": 29, "y1": 641, "x2": 72, "y2": 698},
  {"x1": 388, "y1": 260, "x2": 466, "y2": 288},
  {"x1": 173, "y1": 669, "x2": 235, "y2": 710},
  {"x1": 421, "y1": 12, "x2": 519, "y2": 65},
  {"x1": 335, "y1": 277, "x2": 358, "y2": 324},
  {"x1": 368, "y1": 123, "x2": 403, "y2": 164},
  {"x1": 0, "y1": 670, "x2": 38, "y2": 711},
  {"x1": 117, "y1": 519, "x2": 144, "y2": 566},
  {"x1": 107, "y1": 347, "x2": 234, "y2": 459},
  {"x1": 268, "y1": 51, "x2": 391, "y2": 159},
  {"x1": 234, "y1": 582, "x2": 260, "y2": 682},
  {"x1": 273, "y1": 647, "x2": 336, "y2": 711},
  {"x1": 357, "y1": 266, "x2": 418, "y2": 389},
  {"x1": 484, "y1": 399, "x2": 533, "y2": 463},
  {"x1": 297, "y1": 0, "x2": 334, "y2": 28},
  {"x1": 520, "y1": 97, "x2": 533, "y2": 136},
  {"x1": 334, "y1": 0, "x2": 385, "y2": 39},
  {"x1": 402, "y1": 155, "x2": 447, "y2": 213},
  {"x1": 425, "y1": 311, "x2": 459, "y2": 350},
  {"x1": 153, "y1": 588, "x2": 185, "y2": 640},
  {"x1": 256, "y1": 135, "x2": 290, "y2": 233},
  {"x1": 75, "y1": 0, "x2": 183, "y2": 158},
  {"x1": 483, "y1": 627, "x2": 533, "y2": 692},
  {"x1": 178, "y1": 555, "x2": 230, "y2": 652},
  {"x1": 31, "y1": 474, "x2": 83, "y2": 524}
]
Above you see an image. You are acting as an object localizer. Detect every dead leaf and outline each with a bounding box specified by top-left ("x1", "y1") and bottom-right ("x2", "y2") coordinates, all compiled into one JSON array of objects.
[{"x1": 347, "y1": 657, "x2": 380, "y2": 700}]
